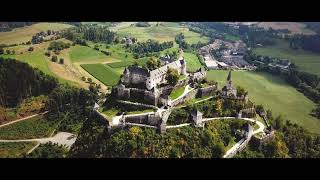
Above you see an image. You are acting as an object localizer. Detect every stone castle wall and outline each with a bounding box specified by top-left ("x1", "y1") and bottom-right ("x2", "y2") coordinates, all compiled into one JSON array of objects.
[{"x1": 197, "y1": 85, "x2": 217, "y2": 97}]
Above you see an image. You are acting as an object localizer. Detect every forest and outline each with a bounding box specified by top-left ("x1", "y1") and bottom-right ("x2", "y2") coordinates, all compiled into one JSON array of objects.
[
  {"x1": 129, "y1": 39, "x2": 173, "y2": 58},
  {"x1": 0, "y1": 57, "x2": 58, "y2": 108}
]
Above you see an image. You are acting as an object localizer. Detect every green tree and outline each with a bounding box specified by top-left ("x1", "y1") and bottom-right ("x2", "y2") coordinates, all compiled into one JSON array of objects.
[
  {"x1": 165, "y1": 67, "x2": 179, "y2": 85},
  {"x1": 236, "y1": 86, "x2": 247, "y2": 97},
  {"x1": 6, "y1": 49, "x2": 10, "y2": 54},
  {"x1": 0, "y1": 48, "x2": 4, "y2": 54},
  {"x1": 81, "y1": 76, "x2": 86, "y2": 81},
  {"x1": 146, "y1": 58, "x2": 161, "y2": 70},
  {"x1": 87, "y1": 78, "x2": 92, "y2": 83}
]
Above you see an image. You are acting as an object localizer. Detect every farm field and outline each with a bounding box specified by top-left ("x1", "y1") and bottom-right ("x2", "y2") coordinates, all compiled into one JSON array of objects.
[
  {"x1": 0, "y1": 115, "x2": 57, "y2": 140},
  {"x1": 0, "y1": 23, "x2": 73, "y2": 44},
  {"x1": 110, "y1": 22, "x2": 209, "y2": 44},
  {"x1": 206, "y1": 70, "x2": 320, "y2": 134},
  {"x1": 253, "y1": 39, "x2": 320, "y2": 76},
  {"x1": 81, "y1": 64, "x2": 121, "y2": 86},
  {"x1": 256, "y1": 22, "x2": 316, "y2": 35},
  {"x1": 0, "y1": 142, "x2": 37, "y2": 158}
]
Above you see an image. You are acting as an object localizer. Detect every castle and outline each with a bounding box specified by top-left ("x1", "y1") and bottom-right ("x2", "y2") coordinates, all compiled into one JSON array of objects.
[
  {"x1": 112, "y1": 57, "x2": 211, "y2": 107},
  {"x1": 121, "y1": 57, "x2": 187, "y2": 90}
]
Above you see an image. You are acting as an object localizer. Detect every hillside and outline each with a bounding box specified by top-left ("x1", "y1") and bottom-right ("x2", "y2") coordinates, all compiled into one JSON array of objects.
[{"x1": 206, "y1": 70, "x2": 320, "y2": 134}]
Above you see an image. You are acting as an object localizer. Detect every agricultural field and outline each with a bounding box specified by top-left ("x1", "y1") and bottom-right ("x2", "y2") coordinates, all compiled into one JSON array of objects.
[
  {"x1": 80, "y1": 64, "x2": 121, "y2": 86},
  {"x1": 255, "y1": 22, "x2": 316, "y2": 35},
  {"x1": 110, "y1": 22, "x2": 210, "y2": 44},
  {"x1": 0, "y1": 142, "x2": 37, "y2": 158},
  {"x1": 206, "y1": 70, "x2": 320, "y2": 134},
  {"x1": 0, "y1": 115, "x2": 57, "y2": 140},
  {"x1": 253, "y1": 39, "x2": 320, "y2": 76},
  {"x1": 69, "y1": 45, "x2": 110, "y2": 63},
  {"x1": 0, "y1": 23, "x2": 73, "y2": 45}
]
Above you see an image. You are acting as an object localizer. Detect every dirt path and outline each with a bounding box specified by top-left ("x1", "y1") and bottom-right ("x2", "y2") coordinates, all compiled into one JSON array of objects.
[{"x1": 0, "y1": 111, "x2": 49, "y2": 128}]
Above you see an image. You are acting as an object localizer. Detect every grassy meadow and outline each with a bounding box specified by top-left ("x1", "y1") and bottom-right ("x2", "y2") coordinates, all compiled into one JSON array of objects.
[
  {"x1": 253, "y1": 39, "x2": 320, "y2": 76},
  {"x1": 206, "y1": 70, "x2": 320, "y2": 134},
  {"x1": 80, "y1": 64, "x2": 121, "y2": 86},
  {"x1": 0, "y1": 23, "x2": 73, "y2": 45}
]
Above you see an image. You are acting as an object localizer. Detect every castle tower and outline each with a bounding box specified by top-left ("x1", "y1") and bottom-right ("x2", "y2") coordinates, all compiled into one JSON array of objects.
[
  {"x1": 227, "y1": 70, "x2": 232, "y2": 83},
  {"x1": 180, "y1": 58, "x2": 187, "y2": 75}
]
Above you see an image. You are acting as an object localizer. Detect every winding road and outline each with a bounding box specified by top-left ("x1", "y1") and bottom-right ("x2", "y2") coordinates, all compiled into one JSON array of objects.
[{"x1": 0, "y1": 132, "x2": 77, "y2": 149}]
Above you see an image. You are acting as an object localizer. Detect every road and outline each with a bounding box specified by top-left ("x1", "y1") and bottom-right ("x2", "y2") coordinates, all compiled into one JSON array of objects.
[
  {"x1": 0, "y1": 111, "x2": 49, "y2": 128},
  {"x1": 0, "y1": 132, "x2": 77, "y2": 149}
]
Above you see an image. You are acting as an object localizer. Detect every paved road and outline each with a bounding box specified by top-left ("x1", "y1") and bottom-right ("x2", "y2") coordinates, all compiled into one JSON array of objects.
[
  {"x1": 0, "y1": 111, "x2": 49, "y2": 128},
  {"x1": 0, "y1": 132, "x2": 77, "y2": 149}
]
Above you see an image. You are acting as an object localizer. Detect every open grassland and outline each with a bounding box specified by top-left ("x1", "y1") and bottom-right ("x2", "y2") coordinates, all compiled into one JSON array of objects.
[
  {"x1": 253, "y1": 39, "x2": 320, "y2": 76},
  {"x1": 256, "y1": 22, "x2": 316, "y2": 35},
  {"x1": 183, "y1": 52, "x2": 203, "y2": 72},
  {"x1": 206, "y1": 70, "x2": 320, "y2": 134},
  {"x1": 0, "y1": 23, "x2": 73, "y2": 44},
  {"x1": 0, "y1": 40, "x2": 84, "y2": 87},
  {"x1": 0, "y1": 115, "x2": 57, "y2": 140},
  {"x1": 69, "y1": 45, "x2": 110, "y2": 63},
  {"x1": 0, "y1": 142, "x2": 37, "y2": 158},
  {"x1": 110, "y1": 22, "x2": 209, "y2": 44},
  {"x1": 80, "y1": 64, "x2": 120, "y2": 86}
]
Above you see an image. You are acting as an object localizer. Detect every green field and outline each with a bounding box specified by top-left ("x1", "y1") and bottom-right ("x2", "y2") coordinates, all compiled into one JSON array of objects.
[
  {"x1": 169, "y1": 86, "x2": 185, "y2": 100},
  {"x1": 224, "y1": 34, "x2": 241, "y2": 41},
  {"x1": 0, "y1": 115, "x2": 57, "y2": 140},
  {"x1": 110, "y1": 22, "x2": 209, "y2": 44},
  {"x1": 206, "y1": 70, "x2": 320, "y2": 134},
  {"x1": 183, "y1": 52, "x2": 203, "y2": 72},
  {"x1": 0, "y1": 142, "x2": 37, "y2": 158},
  {"x1": 253, "y1": 39, "x2": 320, "y2": 76},
  {"x1": 0, "y1": 23, "x2": 73, "y2": 45},
  {"x1": 69, "y1": 45, "x2": 109, "y2": 63},
  {"x1": 81, "y1": 64, "x2": 120, "y2": 86},
  {"x1": 0, "y1": 41, "x2": 81, "y2": 86}
]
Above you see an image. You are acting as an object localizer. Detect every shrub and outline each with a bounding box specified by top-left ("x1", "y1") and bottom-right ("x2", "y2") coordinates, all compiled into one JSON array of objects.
[
  {"x1": 59, "y1": 58, "x2": 64, "y2": 64},
  {"x1": 44, "y1": 51, "x2": 51, "y2": 57},
  {"x1": 51, "y1": 55, "x2": 58, "y2": 62},
  {"x1": 28, "y1": 47, "x2": 34, "y2": 51}
]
